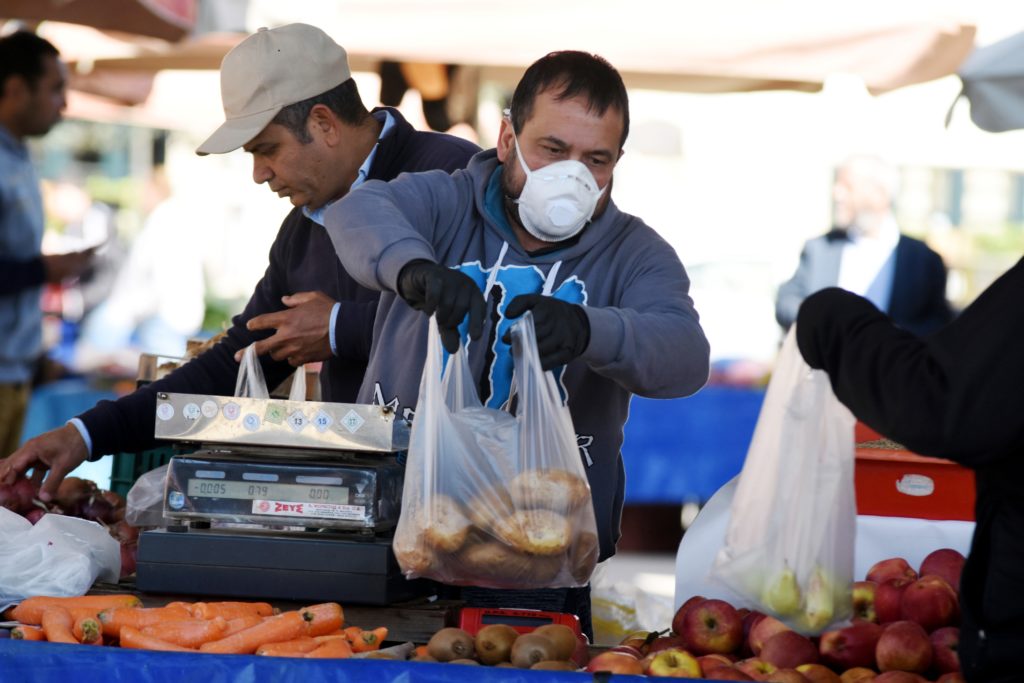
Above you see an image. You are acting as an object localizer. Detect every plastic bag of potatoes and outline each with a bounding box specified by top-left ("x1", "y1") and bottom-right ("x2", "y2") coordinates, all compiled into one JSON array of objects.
[{"x1": 393, "y1": 313, "x2": 598, "y2": 589}]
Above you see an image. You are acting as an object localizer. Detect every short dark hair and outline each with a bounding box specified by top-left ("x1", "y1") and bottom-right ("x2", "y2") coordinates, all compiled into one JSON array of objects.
[
  {"x1": 509, "y1": 51, "x2": 629, "y2": 147},
  {"x1": 0, "y1": 31, "x2": 59, "y2": 98},
  {"x1": 271, "y1": 78, "x2": 370, "y2": 143}
]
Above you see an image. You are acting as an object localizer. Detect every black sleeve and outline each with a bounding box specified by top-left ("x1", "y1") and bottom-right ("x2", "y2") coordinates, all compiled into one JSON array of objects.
[{"x1": 0, "y1": 256, "x2": 45, "y2": 295}]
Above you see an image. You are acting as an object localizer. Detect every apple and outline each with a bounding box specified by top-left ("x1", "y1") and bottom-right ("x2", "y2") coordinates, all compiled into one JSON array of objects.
[
  {"x1": 749, "y1": 615, "x2": 791, "y2": 655},
  {"x1": 872, "y1": 673, "x2": 927, "y2": 683},
  {"x1": 672, "y1": 594, "x2": 706, "y2": 636},
  {"x1": 741, "y1": 610, "x2": 767, "y2": 657},
  {"x1": 585, "y1": 651, "x2": 644, "y2": 674},
  {"x1": 852, "y1": 581, "x2": 879, "y2": 622},
  {"x1": 680, "y1": 598, "x2": 743, "y2": 655},
  {"x1": 648, "y1": 634, "x2": 688, "y2": 655},
  {"x1": 929, "y1": 626, "x2": 959, "y2": 674},
  {"x1": 619, "y1": 631, "x2": 655, "y2": 655},
  {"x1": 697, "y1": 653, "x2": 735, "y2": 671},
  {"x1": 643, "y1": 647, "x2": 701, "y2": 677},
  {"x1": 572, "y1": 636, "x2": 590, "y2": 668},
  {"x1": 796, "y1": 663, "x2": 843, "y2": 683},
  {"x1": 866, "y1": 557, "x2": 917, "y2": 585},
  {"x1": 900, "y1": 575, "x2": 959, "y2": 632},
  {"x1": 819, "y1": 621, "x2": 883, "y2": 669},
  {"x1": 839, "y1": 667, "x2": 878, "y2": 683},
  {"x1": 760, "y1": 630, "x2": 819, "y2": 668},
  {"x1": 918, "y1": 549, "x2": 965, "y2": 594},
  {"x1": 935, "y1": 674, "x2": 966, "y2": 683},
  {"x1": 769, "y1": 670, "x2": 813, "y2": 683},
  {"x1": 875, "y1": 621, "x2": 932, "y2": 674},
  {"x1": 608, "y1": 644, "x2": 644, "y2": 659},
  {"x1": 875, "y1": 578, "x2": 913, "y2": 624},
  {"x1": 705, "y1": 667, "x2": 756, "y2": 681},
  {"x1": 735, "y1": 657, "x2": 778, "y2": 681}
]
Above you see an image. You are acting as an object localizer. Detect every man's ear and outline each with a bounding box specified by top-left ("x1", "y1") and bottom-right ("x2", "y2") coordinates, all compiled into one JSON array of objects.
[
  {"x1": 0, "y1": 74, "x2": 28, "y2": 102},
  {"x1": 496, "y1": 117, "x2": 514, "y2": 163},
  {"x1": 307, "y1": 103, "x2": 339, "y2": 144}
]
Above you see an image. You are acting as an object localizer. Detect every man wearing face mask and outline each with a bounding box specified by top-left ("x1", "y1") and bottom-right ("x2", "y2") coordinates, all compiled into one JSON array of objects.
[
  {"x1": 775, "y1": 155, "x2": 953, "y2": 337},
  {"x1": 324, "y1": 51, "x2": 710, "y2": 636}
]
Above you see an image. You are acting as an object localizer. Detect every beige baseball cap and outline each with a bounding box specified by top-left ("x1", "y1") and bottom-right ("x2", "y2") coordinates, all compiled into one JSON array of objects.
[{"x1": 196, "y1": 23, "x2": 352, "y2": 155}]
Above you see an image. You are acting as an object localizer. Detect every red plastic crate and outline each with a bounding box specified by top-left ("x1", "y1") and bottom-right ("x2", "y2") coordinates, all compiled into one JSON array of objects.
[{"x1": 854, "y1": 422, "x2": 975, "y2": 521}]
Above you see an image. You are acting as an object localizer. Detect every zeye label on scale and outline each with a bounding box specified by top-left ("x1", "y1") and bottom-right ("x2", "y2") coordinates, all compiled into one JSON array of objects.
[{"x1": 252, "y1": 499, "x2": 366, "y2": 521}]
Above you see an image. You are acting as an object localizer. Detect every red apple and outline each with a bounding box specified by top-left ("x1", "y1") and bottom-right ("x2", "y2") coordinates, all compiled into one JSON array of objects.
[
  {"x1": 852, "y1": 581, "x2": 879, "y2": 622},
  {"x1": 935, "y1": 674, "x2": 966, "y2": 683},
  {"x1": 873, "y1": 673, "x2": 927, "y2": 683},
  {"x1": 875, "y1": 578, "x2": 913, "y2": 624},
  {"x1": 796, "y1": 663, "x2": 843, "y2": 683},
  {"x1": 680, "y1": 598, "x2": 743, "y2": 655},
  {"x1": 760, "y1": 630, "x2": 819, "y2": 668},
  {"x1": 866, "y1": 557, "x2": 917, "y2": 585},
  {"x1": 749, "y1": 615, "x2": 791, "y2": 655},
  {"x1": 608, "y1": 644, "x2": 644, "y2": 659},
  {"x1": 918, "y1": 549, "x2": 965, "y2": 594},
  {"x1": 697, "y1": 653, "x2": 735, "y2": 671},
  {"x1": 769, "y1": 670, "x2": 812, "y2": 683},
  {"x1": 839, "y1": 667, "x2": 877, "y2": 683},
  {"x1": 672, "y1": 594, "x2": 706, "y2": 636},
  {"x1": 572, "y1": 636, "x2": 590, "y2": 668},
  {"x1": 643, "y1": 647, "x2": 701, "y2": 677},
  {"x1": 705, "y1": 667, "x2": 756, "y2": 681},
  {"x1": 929, "y1": 626, "x2": 959, "y2": 674},
  {"x1": 619, "y1": 631, "x2": 655, "y2": 655},
  {"x1": 586, "y1": 651, "x2": 644, "y2": 674},
  {"x1": 819, "y1": 621, "x2": 883, "y2": 669},
  {"x1": 900, "y1": 575, "x2": 959, "y2": 632},
  {"x1": 741, "y1": 610, "x2": 767, "y2": 657},
  {"x1": 648, "y1": 634, "x2": 688, "y2": 655},
  {"x1": 736, "y1": 658, "x2": 778, "y2": 681},
  {"x1": 875, "y1": 621, "x2": 932, "y2": 674}
]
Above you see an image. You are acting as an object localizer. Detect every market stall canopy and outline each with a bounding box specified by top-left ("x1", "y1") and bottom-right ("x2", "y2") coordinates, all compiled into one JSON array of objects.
[
  {"x1": 950, "y1": 30, "x2": 1024, "y2": 132},
  {"x1": 0, "y1": 0, "x2": 196, "y2": 42}
]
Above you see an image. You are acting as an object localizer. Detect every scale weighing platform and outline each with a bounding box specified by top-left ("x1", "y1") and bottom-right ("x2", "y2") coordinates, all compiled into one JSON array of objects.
[{"x1": 136, "y1": 392, "x2": 432, "y2": 605}]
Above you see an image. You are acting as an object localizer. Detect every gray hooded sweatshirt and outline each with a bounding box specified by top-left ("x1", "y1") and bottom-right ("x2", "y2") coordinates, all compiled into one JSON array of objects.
[{"x1": 324, "y1": 149, "x2": 710, "y2": 561}]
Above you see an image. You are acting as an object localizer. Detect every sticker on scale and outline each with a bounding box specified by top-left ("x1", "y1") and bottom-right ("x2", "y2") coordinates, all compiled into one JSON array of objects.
[
  {"x1": 264, "y1": 403, "x2": 285, "y2": 424},
  {"x1": 340, "y1": 409, "x2": 365, "y2": 433},
  {"x1": 251, "y1": 499, "x2": 366, "y2": 521},
  {"x1": 183, "y1": 403, "x2": 202, "y2": 421},
  {"x1": 156, "y1": 403, "x2": 174, "y2": 421},
  {"x1": 313, "y1": 410, "x2": 332, "y2": 433},
  {"x1": 222, "y1": 402, "x2": 241, "y2": 421},
  {"x1": 287, "y1": 409, "x2": 308, "y2": 433},
  {"x1": 243, "y1": 413, "x2": 261, "y2": 431},
  {"x1": 201, "y1": 400, "x2": 218, "y2": 418}
]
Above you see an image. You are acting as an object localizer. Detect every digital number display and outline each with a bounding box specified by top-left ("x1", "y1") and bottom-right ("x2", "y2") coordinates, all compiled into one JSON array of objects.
[{"x1": 186, "y1": 479, "x2": 348, "y2": 504}]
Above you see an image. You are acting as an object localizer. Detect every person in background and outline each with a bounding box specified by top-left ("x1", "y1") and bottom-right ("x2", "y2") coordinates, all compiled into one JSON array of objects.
[
  {"x1": 323, "y1": 50, "x2": 710, "y2": 637},
  {"x1": 776, "y1": 155, "x2": 953, "y2": 337},
  {"x1": 0, "y1": 24, "x2": 478, "y2": 493},
  {"x1": 0, "y1": 30, "x2": 94, "y2": 457},
  {"x1": 796, "y1": 265, "x2": 1024, "y2": 682}
]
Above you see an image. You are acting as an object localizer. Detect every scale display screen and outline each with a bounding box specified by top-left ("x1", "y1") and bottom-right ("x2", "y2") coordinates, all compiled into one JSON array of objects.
[{"x1": 186, "y1": 479, "x2": 349, "y2": 504}]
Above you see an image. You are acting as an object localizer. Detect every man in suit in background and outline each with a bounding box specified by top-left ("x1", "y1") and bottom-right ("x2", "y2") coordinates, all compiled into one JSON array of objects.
[{"x1": 775, "y1": 155, "x2": 953, "y2": 337}]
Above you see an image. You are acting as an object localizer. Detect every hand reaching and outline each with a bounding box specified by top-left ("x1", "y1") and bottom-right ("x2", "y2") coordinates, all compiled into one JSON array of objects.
[
  {"x1": 502, "y1": 294, "x2": 590, "y2": 370},
  {"x1": 397, "y1": 260, "x2": 485, "y2": 353},
  {"x1": 237, "y1": 291, "x2": 334, "y2": 366},
  {"x1": 0, "y1": 424, "x2": 89, "y2": 503}
]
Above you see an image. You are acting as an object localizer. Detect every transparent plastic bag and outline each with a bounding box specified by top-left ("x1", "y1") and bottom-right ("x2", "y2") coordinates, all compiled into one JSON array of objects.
[
  {"x1": 712, "y1": 327, "x2": 857, "y2": 634},
  {"x1": 125, "y1": 464, "x2": 170, "y2": 527},
  {"x1": 393, "y1": 312, "x2": 599, "y2": 589},
  {"x1": 234, "y1": 343, "x2": 307, "y2": 400},
  {"x1": 0, "y1": 508, "x2": 120, "y2": 609}
]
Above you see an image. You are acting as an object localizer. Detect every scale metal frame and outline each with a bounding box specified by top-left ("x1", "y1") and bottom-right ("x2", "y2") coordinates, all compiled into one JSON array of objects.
[{"x1": 136, "y1": 392, "x2": 430, "y2": 605}]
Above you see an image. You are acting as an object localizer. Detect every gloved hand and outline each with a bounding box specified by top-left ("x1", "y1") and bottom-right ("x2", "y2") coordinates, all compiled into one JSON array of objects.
[
  {"x1": 398, "y1": 259, "x2": 485, "y2": 353},
  {"x1": 502, "y1": 294, "x2": 590, "y2": 370}
]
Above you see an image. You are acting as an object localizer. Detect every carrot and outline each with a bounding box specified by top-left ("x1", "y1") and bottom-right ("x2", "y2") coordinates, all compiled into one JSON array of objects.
[
  {"x1": 11, "y1": 625, "x2": 44, "y2": 641},
  {"x1": 302, "y1": 603, "x2": 344, "y2": 637},
  {"x1": 222, "y1": 614, "x2": 263, "y2": 636},
  {"x1": 305, "y1": 637, "x2": 353, "y2": 658},
  {"x1": 12, "y1": 595, "x2": 141, "y2": 626},
  {"x1": 98, "y1": 605, "x2": 192, "y2": 638},
  {"x1": 73, "y1": 615, "x2": 104, "y2": 645},
  {"x1": 41, "y1": 607, "x2": 77, "y2": 644},
  {"x1": 140, "y1": 617, "x2": 229, "y2": 648},
  {"x1": 347, "y1": 626, "x2": 388, "y2": 652},
  {"x1": 199, "y1": 610, "x2": 310, "y2": 655},
  {"x1": 119, "y1": 626, "x2": 195, "y2": 652},
  {"x1": 190, "y1": 601, "x2": 274, "y2": 620},
  {"x1": 313, "y1": 633, "x2": 349, "y2": 643},
  {"x1": 255, "y1": 637, "x2": 320, "y2": 656},
  {"x1": 164, "y1": 601, "x2": 195, "y2": 614}
]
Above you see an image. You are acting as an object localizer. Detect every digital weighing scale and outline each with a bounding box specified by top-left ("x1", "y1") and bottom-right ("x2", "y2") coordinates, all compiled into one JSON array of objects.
[{"x1": 136, "y1": 392, "x2": 432, "y2": 605}]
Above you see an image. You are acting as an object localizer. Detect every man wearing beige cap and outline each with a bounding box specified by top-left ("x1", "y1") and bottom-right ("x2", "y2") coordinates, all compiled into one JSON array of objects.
[{"x1": 1, "y1": 23, "x2": 479, "y2": 499}]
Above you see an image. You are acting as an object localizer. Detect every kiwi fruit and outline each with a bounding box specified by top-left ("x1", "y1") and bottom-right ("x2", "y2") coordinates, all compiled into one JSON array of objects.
[
  {"x1": 510, "y1": 633, "x2": 557, "y2": 668},
  {"x1": 531, "y1": 660, "x2": 579, "y2": 671},
  {"x1": 449, "y1": 658, "x2": 481, "y2": 665},
  {"x1": 426, "y1": 627, "x2": 476, "y2": 662},
  {"x1": 474, "y1": 624, "x2": 519, "y2": 665},
  {"x1": 531, "y1": 624, "x2": 578, "y2": 661}
]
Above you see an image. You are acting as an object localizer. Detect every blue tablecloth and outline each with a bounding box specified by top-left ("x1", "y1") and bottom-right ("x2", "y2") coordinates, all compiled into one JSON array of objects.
[{"x1": 621, "y1": 386, "x2": 764, "y2": 504}]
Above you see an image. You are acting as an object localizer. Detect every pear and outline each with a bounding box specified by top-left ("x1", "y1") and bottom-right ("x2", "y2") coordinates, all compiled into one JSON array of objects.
[
  {"x1": 763, "y1": 565, "x2": 802, "y2": 615},
  {"x1": 801, "y1": 566, "x2": 835, "y2": 631}
]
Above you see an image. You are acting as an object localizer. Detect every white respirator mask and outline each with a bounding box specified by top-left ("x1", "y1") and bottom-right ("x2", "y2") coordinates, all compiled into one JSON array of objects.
[{"x1": 511, "y1": 132, "x2": 608, "y2": 242}]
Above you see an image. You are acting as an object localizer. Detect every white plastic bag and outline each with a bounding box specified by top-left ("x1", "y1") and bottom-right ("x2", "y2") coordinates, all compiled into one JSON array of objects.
[
  {"x1": 0, "y1": 508, "x2": 120, "y2": 609},
  {"x1": 234, "y1": 343, "x2": 307, "y2": 400},
  {"x1": 393, "y1": 312, "x2": 599, "y2": 589},
  {"x1": 712, "y1": 327, "x2": 857, "y2": 634},
  {"x1": 126, "y1": 463, "x2": 170, "y2": 527}
]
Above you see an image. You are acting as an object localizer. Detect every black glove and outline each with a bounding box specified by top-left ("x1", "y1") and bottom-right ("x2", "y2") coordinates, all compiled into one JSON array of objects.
[
  {"x1": 397, "y1": 259, "x2": 485, "y2": 353},
  {"x1": 502, "y1": 294, "x2": 590, "y2": 370}
]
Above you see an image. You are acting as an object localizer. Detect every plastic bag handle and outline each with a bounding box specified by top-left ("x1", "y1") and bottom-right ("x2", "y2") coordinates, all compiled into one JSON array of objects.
[{"x1": 234, "y1": 344, "x2": 270, "y2": 399}]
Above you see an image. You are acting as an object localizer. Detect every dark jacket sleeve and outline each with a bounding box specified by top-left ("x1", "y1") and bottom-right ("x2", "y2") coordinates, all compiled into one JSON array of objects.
[
  {"x1": 796, "y1": 264, "x2": 1024, "y2": 468},
  {"x1": 332, "y1": 300, "x2": 377, "y2": 361},
  {"x1": 0, "y1": 256, "x2": 45, "y2": 295},
  {"x1": 890, "y1": 236, "x2": 954, "y2": 336},
  {"x1": 78, "y1": 228, "x2": 301, "y2": 457}
]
